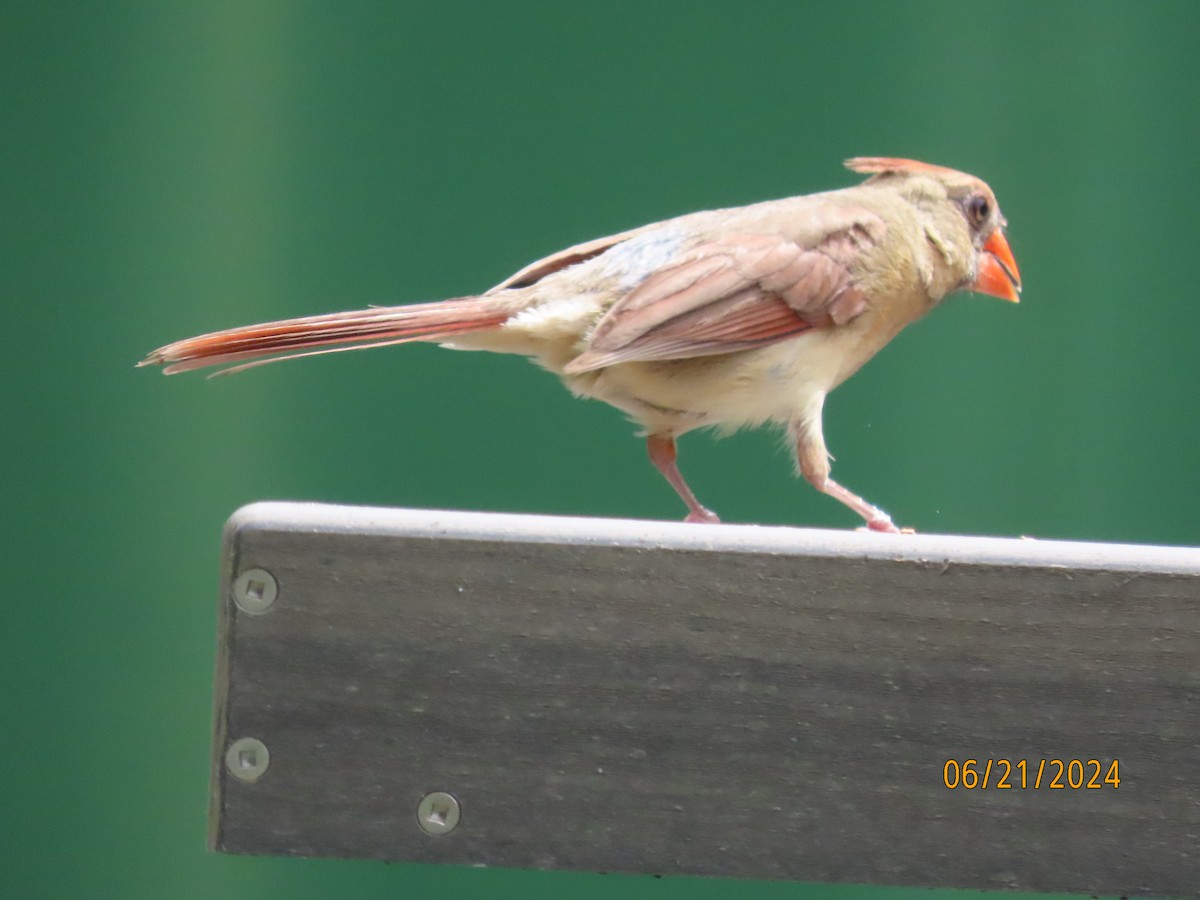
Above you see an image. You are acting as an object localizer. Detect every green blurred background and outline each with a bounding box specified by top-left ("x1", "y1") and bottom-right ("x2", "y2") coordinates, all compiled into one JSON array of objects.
[{"x1": 4, "y1": 1, "x2": 1197, "y2": 898}]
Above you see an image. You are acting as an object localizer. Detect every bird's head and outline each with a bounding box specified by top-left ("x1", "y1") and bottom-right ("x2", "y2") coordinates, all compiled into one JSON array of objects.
[{"x1": 845, "y1": 157, "x2": 1021, "y2": 303}]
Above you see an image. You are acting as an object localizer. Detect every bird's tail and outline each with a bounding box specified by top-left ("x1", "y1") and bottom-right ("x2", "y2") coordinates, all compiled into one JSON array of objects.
[{"x1": 138, "y1": 296, "x2": 511, "y2": 376}]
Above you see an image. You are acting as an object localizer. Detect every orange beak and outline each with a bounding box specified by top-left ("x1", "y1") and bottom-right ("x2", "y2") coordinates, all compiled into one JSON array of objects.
[{"x1": 972, "y1": 229, "x2": 1021, "y2": 303}]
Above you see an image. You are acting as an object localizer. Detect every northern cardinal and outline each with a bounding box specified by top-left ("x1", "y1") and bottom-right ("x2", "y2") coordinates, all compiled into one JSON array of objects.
[{"x1": 141, "y1": 157, "x2": 1020, "y2": 531}]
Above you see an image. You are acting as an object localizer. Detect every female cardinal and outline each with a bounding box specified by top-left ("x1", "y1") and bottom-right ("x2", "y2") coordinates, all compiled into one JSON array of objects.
[{"x1": 141, "y1": 157, "x2": 1020, "y2": 531}]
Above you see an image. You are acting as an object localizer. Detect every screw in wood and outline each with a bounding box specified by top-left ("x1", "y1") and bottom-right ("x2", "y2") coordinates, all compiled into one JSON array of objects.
[
  {"x1": 232, "y1": 568, "x2": 278, "y2": 615},
  {"x1": 224, "y1": 737, "x2": 270, "y2": 783},
  {"x1": 416, "y1": 791, "x2": 461, "y2": 835}
]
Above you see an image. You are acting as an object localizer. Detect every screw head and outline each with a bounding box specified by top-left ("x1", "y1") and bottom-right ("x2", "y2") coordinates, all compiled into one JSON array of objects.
[
  {"x1": 232, "y1": 568, "x2": 277, "y2": 615},
  {"x1": 225, "y1": 737, "x2": 270, "y2": 783},
  {"x1": 416, "y1": 791, "x2": 461, "y2": 835}
]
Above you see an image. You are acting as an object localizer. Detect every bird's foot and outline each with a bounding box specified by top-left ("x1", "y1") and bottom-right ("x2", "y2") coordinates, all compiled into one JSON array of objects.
[
  {"x1": 816, "y1": 477, "x2": 911, "y2": 535},
  {"x1": 855, "y1": 521, "x2": 915, "y2": 534},
  {"x1": 856, "y1": 514, "x2": 907, "y2": 534},
  {"x1": 684, "y1": 507, "x2": 721, "y2": 524}
]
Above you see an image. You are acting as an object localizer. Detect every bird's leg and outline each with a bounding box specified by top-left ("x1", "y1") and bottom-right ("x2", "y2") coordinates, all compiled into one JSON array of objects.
[
  {"x1": 790, "y1": 402, "x2": 901, "y2": 534},
  {"x1": 646, "y1": 434, "x2": 720, "y2": 524},
  {"x1": 817, "y1": 477, "x2": 900, "y2": 533}
]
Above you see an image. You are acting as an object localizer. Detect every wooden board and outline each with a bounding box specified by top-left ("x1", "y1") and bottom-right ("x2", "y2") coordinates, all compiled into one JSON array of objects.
[{"x1": 210, "y1": 502, "x2": 1200, "y2": 897}]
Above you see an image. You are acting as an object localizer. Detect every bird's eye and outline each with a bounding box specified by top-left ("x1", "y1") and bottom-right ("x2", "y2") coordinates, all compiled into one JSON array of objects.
[{"x1": 966, "y1": 194, "x2": 991, "y2": 226}]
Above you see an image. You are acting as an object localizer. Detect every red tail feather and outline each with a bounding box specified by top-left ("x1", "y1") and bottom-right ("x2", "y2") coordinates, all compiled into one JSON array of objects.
[{"x1": 139, "y1": 297, "x2": 509, "y2": 375}]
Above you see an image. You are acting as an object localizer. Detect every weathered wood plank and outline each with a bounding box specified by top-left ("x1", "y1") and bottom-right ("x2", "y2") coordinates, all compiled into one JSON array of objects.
[{"x1": 210, "y1": 502, "x2": 1200, "y2": 897}]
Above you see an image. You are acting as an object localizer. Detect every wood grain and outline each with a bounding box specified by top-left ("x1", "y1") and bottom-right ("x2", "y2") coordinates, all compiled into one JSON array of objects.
[{"x1": 210, "y1": 502, "x2": 1200, "y2": 896}]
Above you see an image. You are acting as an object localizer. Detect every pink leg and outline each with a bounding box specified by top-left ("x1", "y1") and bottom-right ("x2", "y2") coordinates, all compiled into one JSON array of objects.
[
  {"x1": 791, "y1": 410, "x2": 904, "y2": 533},
  {"x1": 646, "y1": 435, "x2": 720, "y2": 524},
  {"x1": 819, "y1": 477, "x2": 901, "y2": 533}
]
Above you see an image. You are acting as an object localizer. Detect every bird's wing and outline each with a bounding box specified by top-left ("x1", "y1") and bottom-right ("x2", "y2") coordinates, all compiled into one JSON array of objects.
[
  {"x1": 490, "y1": 226, "x2": 650, "y2": 291},
  {"x1": 563, "y1": 210, "x2": 884, "y2": 374}
]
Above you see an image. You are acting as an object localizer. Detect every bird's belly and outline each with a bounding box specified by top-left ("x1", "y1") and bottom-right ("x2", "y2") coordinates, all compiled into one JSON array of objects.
[{"x1": 578, "y1": 330, "x2": 851, "y2": 436}]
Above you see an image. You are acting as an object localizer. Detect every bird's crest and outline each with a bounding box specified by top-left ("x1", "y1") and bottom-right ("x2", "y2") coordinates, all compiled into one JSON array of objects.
[{"x1": 844, "y1": 157, "x2": 965, "y2": 178}]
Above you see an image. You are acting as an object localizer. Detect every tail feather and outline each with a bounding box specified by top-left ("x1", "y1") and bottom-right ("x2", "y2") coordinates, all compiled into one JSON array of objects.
[{"x1": 139, "y1": 296, "x2": 509, "y2": 376}]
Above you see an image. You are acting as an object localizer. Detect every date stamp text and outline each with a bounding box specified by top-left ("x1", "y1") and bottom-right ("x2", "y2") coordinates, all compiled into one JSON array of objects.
[{"x1": 942, "y1": 758, "x2": 1120, "y2": 790}]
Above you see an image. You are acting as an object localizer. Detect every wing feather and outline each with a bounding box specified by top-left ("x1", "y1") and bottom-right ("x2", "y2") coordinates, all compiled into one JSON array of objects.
[
  {"x1": 564, "y1": 220, "x2": 879, "y2": 374},
  {"x1": 490, "y1": 226, "x2": 648, "y2": 291}
]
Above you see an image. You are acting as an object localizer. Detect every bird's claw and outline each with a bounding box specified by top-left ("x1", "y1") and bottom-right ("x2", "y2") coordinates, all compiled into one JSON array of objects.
[{"x1": 855, "y1": 517, "x2": 913, "y2": 534}]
